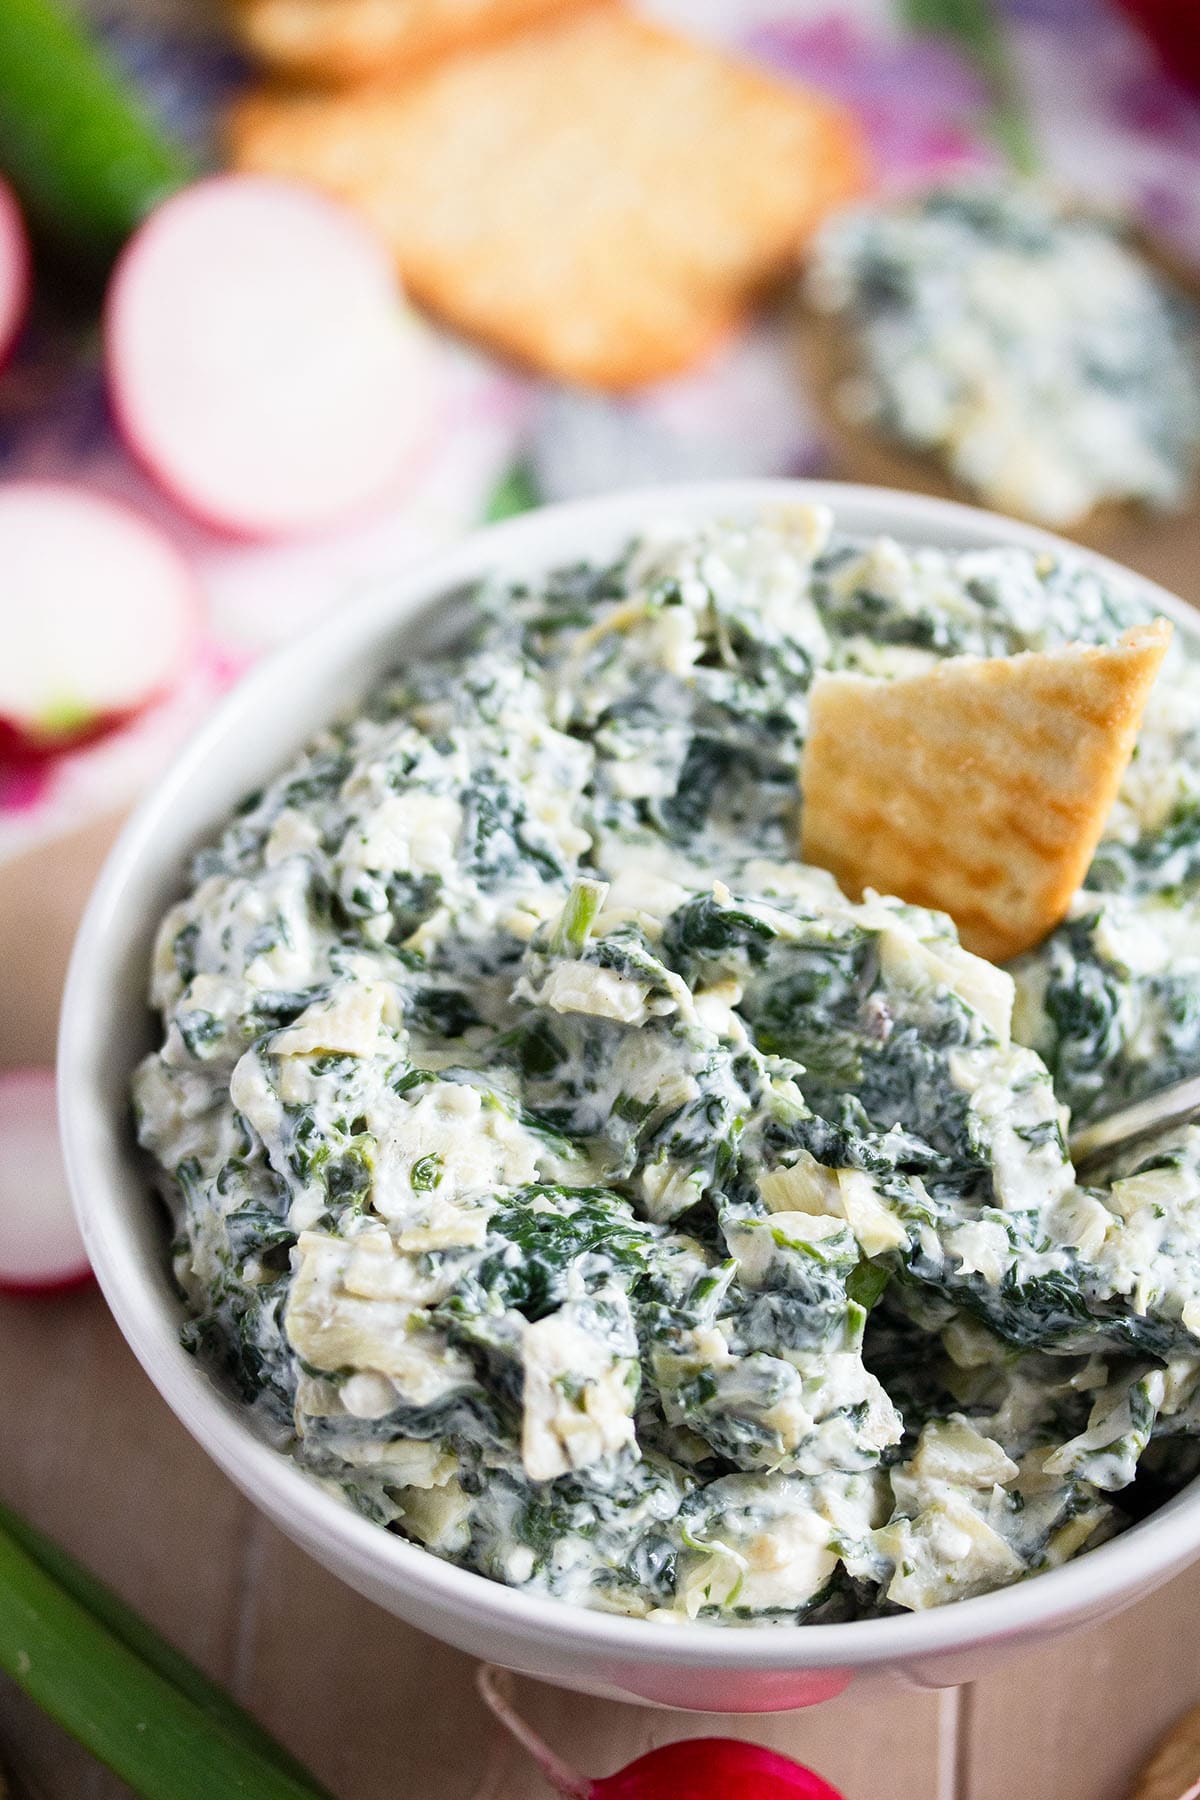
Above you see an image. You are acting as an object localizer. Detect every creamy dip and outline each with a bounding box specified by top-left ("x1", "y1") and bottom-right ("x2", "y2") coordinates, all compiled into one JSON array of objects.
[
  {"x1": 807, "y1": 181, "x2": 1200, "y2": 528},
  {"x1": 135, "y1": 507, "x2": 1200, "y2": 1623}
]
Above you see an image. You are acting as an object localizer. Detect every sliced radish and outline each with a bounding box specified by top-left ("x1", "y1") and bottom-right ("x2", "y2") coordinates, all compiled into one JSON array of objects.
[
  {"x1": 0, "y1": 481, "x2": 198, "y2": 751},
  {"x1": 105, "y1": 174, "x2": 440, "y2": 540},
  {"x1": 0, "y1": 178, "x2": 30, "y2": 373},
  {"x1": 0, "y1": 1071, "x2": 91, "y2": 1296}
]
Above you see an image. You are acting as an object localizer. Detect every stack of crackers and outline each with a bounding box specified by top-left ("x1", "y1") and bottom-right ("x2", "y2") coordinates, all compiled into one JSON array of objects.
[{"x1": 228, "y1": 0, "x2": 867, "y2": 386}]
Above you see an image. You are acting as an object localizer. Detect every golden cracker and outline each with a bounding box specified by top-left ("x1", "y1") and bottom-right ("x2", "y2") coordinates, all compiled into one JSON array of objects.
[
  {"x1": 230, "y1": 0, "x2": 601, "y2": 85},
  {"x1": 229, "y1": 7, "x2": 868, "y2": 387},
  {"x1": 800, "y1": 622, "x2": 1172, "y2": 964}
]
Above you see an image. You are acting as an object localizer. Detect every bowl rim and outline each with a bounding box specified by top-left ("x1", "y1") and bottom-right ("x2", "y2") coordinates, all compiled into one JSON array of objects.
[{"x1": 59, "y1": 475, "x2": 1200, "y2": 1673}]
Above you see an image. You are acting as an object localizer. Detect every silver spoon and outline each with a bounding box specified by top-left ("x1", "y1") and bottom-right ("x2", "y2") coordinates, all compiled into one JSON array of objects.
[{"x1": 1070, "y1": 1073, "x2": 1200, "y2": 1180}]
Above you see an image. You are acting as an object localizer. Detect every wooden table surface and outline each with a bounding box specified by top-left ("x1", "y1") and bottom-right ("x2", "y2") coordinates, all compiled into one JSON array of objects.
[{"x1": 5, "y1": 513, "x2": 1200, "y2": 1800}]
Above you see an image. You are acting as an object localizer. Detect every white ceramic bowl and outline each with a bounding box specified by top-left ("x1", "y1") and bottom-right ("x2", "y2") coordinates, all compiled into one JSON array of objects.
[{"x1": 60, "y1": 480, "x2": 1200, "y2": 1713}]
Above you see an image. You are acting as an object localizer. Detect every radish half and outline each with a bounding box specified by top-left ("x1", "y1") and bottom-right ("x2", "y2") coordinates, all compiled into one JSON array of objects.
[
  {"x1": 0, "y1": 1070, "x2": 91, "y2": 1295},
  {"x1": 0, "y1": 176, "x2": 31, "y2": 372},
  {"x1": 0, "y1": 482, "x2": 198, "y2": 752},
  {"x1": 105, "y1": 174, "x2": 440, "y2": 539}
]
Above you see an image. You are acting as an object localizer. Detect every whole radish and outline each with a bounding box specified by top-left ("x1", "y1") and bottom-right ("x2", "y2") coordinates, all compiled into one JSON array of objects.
[
  {"x1": 105, "y1": 174, "x2": 441, "y2": 540},
  {"x1": 0, "y1": 177, "x2": 30, "y2": 372},
  {"x1": 1114, "y1": 0, "x2": 1200, "y2": 93},
  {"x1": 0, "y1": 481, "x2": 197, "y2": 753},
  {"x1": 477, "y1": 1667, "x2": 846, "y2": 1800},
  {"x1": 0, "y1": 1071, "x2": 91, "y2": 1296}
]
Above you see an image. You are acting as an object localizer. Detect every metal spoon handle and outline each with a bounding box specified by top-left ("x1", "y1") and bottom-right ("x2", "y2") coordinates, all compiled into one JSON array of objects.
[{"x1": 1070, "y1": 1072, "x2": 1200, "y2": 1178}]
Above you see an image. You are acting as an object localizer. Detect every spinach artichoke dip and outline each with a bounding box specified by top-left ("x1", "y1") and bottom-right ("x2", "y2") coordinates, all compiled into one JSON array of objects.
[
  {"x1": 135, "y1": 507, "x2": 1200, "y2": 1625},
  {"x1": 807, "y1": 181, "x2": 1200, "y2": 528}
]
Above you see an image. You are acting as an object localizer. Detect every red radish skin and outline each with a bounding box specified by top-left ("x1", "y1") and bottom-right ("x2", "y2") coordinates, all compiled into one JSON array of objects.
[
  {"x1": 105, "y1": 174, "x2": 441, "y2": 541},
  {"x1": 0, "y1": 482, "x2": 199, "y2": 752},
  {"x1": 0, "y1": 178, "x2": 30, "y2": 373},
  {"x1": 477, "y1": 1667, "x2": 846, "y2": 1800},
  {"x1": 1115, "y1": 0, "x2": 1200, "y2": 93},
  {"x1": 596, "y1": 1741, "x2": 847, "y2": 1799},
  {"x1": 0, "y1": 1071, "x2": 91, "y2": 1297}
]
